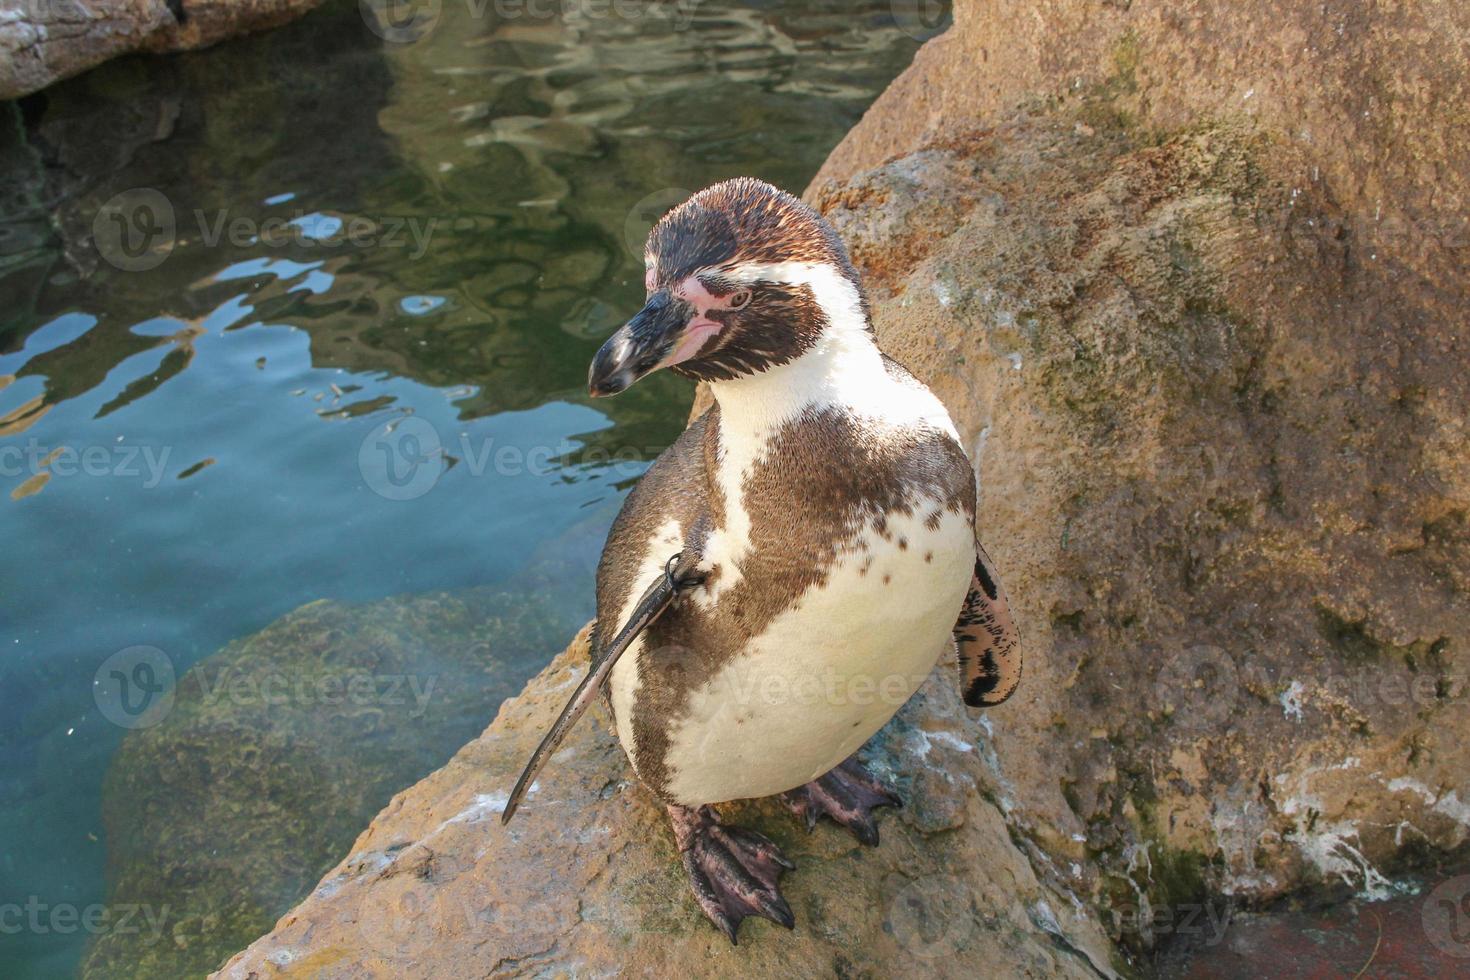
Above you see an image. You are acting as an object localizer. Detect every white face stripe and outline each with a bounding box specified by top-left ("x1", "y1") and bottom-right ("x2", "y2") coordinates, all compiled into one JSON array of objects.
[{"x1": 718, "y1": 260, "x2": 868, "y2": 337}]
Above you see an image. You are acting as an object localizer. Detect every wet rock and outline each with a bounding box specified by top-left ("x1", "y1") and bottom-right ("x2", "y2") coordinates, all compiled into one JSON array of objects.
[
  {"x1": 217, "y1": 627, "x2": 1118, "y2": 978},
  {"x1": 81, "y1": 585, "x2": 580, "y2": 980},
  {"x1": 0, "y1": 0, "x2": 327, "y2": 100},
  {"x1": 1160, "y1": 867, "x2": 1470, "y2": 977}
]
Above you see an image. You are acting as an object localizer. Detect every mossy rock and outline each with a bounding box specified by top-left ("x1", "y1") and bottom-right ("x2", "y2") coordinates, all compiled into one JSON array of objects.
[{"x1": 80, "y1": 584, "x2": 580, "y2": 980}]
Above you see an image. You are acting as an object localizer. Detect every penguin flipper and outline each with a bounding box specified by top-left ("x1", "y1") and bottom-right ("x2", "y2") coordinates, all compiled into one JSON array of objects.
[
  {"x1": 502, "y1": 551, "x2": 702, "y2": 824},
  {"x1": 953, "y1": 541, "x2": 1021, "y2": 707}
]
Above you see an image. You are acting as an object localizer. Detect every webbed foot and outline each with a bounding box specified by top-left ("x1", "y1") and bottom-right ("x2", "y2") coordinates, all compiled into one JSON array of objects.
[
  {"x1": 780, "y1": 755, "x2": 901, "y2": 846},
  {"x1": 668, "y1": 804, "x2": 795, "y2": 944}
]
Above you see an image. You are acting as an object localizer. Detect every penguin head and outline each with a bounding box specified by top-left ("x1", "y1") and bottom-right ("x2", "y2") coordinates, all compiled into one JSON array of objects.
[{"x1": 588, "y1": 177, "x2": 870, "y2": 396}]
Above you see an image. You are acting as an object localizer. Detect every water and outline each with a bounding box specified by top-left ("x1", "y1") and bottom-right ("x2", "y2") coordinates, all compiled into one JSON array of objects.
[{"x1": 0, "y1": 0, "x2": 939, "y2": 974}]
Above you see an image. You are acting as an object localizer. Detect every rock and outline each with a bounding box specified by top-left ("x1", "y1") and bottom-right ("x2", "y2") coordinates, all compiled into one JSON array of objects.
[
  {"x1": 1158, "y1": 869, "x2": 1470, "y2": 977},
  {"x1": 794, "y1": 0, "x2": 1470, "y2": 963},
  {"x1": 81, "y1": 585, "x2": 582, "y2": 980},
  {"x1": 217, "y1": 626, "x2": 1119, "y2": 978},
  {"x1": 815, "y1": 0, "x2": 1470, "y2": 295},
  {"x1": 0, "y1": 0, "x2": 327, "y2": 100}
]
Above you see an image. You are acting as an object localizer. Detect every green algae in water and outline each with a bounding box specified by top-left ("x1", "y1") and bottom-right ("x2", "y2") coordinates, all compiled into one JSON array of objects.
[{"x1": 78, "y1": 582, "x2": 581, "y2": 980}]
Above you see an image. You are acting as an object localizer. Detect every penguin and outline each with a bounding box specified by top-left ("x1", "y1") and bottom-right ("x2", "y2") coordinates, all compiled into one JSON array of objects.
[{"x1": 504, "y1": 177, "x2": 1021, "y2": 943}]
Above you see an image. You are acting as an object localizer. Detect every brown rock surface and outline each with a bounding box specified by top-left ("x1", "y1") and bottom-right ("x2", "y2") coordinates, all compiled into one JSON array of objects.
[
  {"x1": 216, "y1": 626, "x2": 1119, "y2": 977},
  {"x1": 805, "y1": 111, "x2": 1469, "y2": 959},
  {"x1": 815, "y1": 0, "x2": 1470, "y2": 298},
  {"x1": 791, "y1": 0, "x2": 1470, "y2": 961},
  {"x1": 0, "y1": 0, "x2": 326, "y2": 99}
]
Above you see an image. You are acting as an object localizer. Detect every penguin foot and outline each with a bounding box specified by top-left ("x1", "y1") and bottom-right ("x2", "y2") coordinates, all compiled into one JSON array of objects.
[
  {"x1": 780, "y1": 756, "x2": 902, "y2": 846},
  {"x1": 667, "y1": 804, "x2": 795, "y2": 944}
]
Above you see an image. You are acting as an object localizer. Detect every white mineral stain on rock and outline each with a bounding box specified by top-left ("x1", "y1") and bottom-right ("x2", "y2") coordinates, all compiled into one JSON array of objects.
[{"x1": 1278, "y1": 680, "x2": 1305, "y2": 720}]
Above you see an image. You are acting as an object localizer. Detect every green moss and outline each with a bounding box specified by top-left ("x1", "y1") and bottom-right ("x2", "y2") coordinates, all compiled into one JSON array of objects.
[
  {"x1": 1074, "y1": 30, "x2": 1143, "y2": 132},
  {"x1": 1111, "y1": 31, "x2": 1141, "y2": 88}
]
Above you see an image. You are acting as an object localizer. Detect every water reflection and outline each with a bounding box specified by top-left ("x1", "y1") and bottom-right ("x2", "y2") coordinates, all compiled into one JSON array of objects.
[
  {"x1": 0, "y1": 0, "x2": 937, "y2": 975},
  {"x1": 3, "y1": 0, "x2": 921, "y2": 444}
]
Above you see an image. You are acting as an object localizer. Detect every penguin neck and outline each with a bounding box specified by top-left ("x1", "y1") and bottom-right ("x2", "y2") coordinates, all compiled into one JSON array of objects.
[{"x1": 707, "y1": 323, "x2": 886, "y2": 435}]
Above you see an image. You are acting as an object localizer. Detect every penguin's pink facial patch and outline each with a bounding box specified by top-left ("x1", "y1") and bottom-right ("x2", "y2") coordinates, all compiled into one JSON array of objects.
[
  {"x1": 644, "y1": 266, "x2": 657, "y2": 291},
  {"x1": 662, "y1": 274, "x2": 740, "y2": 367}
]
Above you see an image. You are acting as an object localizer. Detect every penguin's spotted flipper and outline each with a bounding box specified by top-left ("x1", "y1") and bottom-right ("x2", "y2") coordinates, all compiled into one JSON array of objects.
[
  {"x1": 502, "y1": 552, "x2": 702, "y2": 825},
  {"x1": 780, "y1": 755, "x2": 901, "y2": 846},
  {"x1": 954, "y1": 542, "x2": 1021, "y2": 707},
  {"x1": 669, "y1": 804, "x2": 795, "y2": 944}
]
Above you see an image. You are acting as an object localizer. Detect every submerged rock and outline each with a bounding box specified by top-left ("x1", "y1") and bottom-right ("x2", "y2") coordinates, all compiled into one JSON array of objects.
[
  {"x1": 81, "y1": 585, "x2": 581, "y2": 980},
  {"x1": 217, "y1": 627, "x2": 1118, "y2": 978}
]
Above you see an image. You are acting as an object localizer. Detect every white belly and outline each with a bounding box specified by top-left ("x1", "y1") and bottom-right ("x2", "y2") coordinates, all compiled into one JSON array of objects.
[{"x1": 660, "y1": 503, "x2": 973, "y2": 805}]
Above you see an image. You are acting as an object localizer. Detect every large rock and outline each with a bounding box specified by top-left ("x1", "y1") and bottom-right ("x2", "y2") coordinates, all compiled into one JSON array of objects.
[
  {"x1": 815, "y1": 0, "x2": 1470, "y2": 297},
  {"x1": 795, "y1": 0, "x2": 1470, "y2": 961},
  {"x1": 806, "y1": 115, "x2": 1469, "y2": 957},
  {"x1": 217, "y1": 626, "x2": 1119, "y2": 978},
  {"x1": 0, "y1": 0, "x2": 327, "y2": 100}
]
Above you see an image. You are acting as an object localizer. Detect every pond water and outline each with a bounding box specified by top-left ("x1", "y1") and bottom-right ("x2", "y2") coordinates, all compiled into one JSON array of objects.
[{"x1": 0, "y1": 0, "x2": 940, "y2": 974}]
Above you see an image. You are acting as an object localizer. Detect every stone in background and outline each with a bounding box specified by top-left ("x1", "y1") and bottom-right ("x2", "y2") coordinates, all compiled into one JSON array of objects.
[{"x1": 0, "y1": 0, "x2": 328, "y2": 100}]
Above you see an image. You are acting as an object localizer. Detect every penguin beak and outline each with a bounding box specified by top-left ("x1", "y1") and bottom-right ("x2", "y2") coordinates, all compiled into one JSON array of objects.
[{"x1": 588, "y1": 290, "x2": 691, "y2": 397}]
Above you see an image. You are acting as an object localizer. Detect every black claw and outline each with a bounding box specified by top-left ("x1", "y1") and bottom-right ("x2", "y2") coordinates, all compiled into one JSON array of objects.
[
  {"x1": 758, "y1": 895, "x2": 795, "y2": 930},
  {"x1": 780, "y1": 756, "x2": 901, "y2": 847}
]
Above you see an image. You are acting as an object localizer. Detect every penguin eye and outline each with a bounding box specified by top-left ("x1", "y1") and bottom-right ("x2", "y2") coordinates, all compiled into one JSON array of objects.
[{"x1": 728, "y1": 288, "x2": 752, "y2": 310}]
